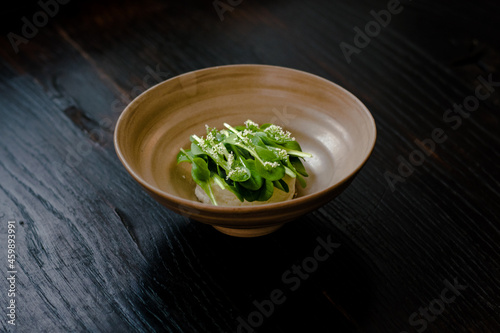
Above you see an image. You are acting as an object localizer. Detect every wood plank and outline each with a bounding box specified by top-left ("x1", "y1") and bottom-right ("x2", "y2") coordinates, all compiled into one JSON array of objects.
[{"x1": 0, "y1": 0, "x2": 499, "y2": 332}]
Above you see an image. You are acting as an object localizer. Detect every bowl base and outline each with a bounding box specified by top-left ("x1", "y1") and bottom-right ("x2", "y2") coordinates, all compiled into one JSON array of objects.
[{"x1": 213, "y1": 224, "x2": 284, "y2": 237}]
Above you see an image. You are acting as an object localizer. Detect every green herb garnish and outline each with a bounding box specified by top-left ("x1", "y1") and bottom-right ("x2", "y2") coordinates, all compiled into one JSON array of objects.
[{"x1": 177, "y1": 120, "x2": 312, "y2": 206}]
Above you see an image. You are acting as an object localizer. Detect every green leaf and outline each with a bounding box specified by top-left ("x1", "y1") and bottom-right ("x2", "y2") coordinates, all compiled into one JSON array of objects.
[
  {"x1": 191, "y1": 142, "x2": 205, "y2": 156},
  {"x1": 227, "y1": 157, "x2": 252, "y2": 182},
  {"x1": 281, "y1": 140, "x2": 302, "y2": 151},
  {"x1": 255, "y1": 158, "x2": 285, "y2": 181},
  {"x1": 207, "y1": 158, "x2": 218, "y2": 174},
  {"x1": 198, "y1": 180, "x2": 217, "y2": 205},
  {"x1": 176, "y1": 150, "x2": 191, "y2": 164},
  {"x1": 239, "y1": 159, "x2": 263, "y2": 191},
  {"x1": 254, "y1": 145, "x2": 279, "y2": 162},
  {"x1": 235, "y1": 182, "x2": 259, "y2": 202},
  {"x1": 254, "y1": 132, "x2": 280, "y2": 148},
  {"x1": 257, "y1": 179, "x2": 274, "y2": 201},
  {"x1": 225, "y1": 184, "x2": 244, "y2": 202},
  {"x1": 250, "y1": 133, "x2": 267, "y2": 147},
  {"x1": 212, "y1": 174, "x2": 244, "y2": 202},
  {"x1": 281, "y1": 141, "x2": 312, "y2": 159},
  {"x1": 222, "y1": 132, "x2": 239, "y2": 145},
  {"x1": 296, "y1": 173, "x2": 307, "y2": 188},
  {"x1": 191, "y1": 158, "x2": 210, "y2": 182},
  {"x1": 232, "y1": 144, "x2": 250, "y2": 159},
  {"x1": 284, "y1": 157, "x2": 307, "y2": 188},
  {"x1": 290, "y1": 156, "x2": 309, "y2": 177},
  {"x1": 187, "y1": 157, "x2": 216, "y2": 205},
  {"x1": 216, "y1": 164, "x2": 226, "y2": 179},
  {"x1": 273, "y1": 179, "x2": 289, "y2": 193}
]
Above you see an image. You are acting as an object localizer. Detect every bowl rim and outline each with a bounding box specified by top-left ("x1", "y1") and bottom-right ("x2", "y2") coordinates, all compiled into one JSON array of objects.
[{"x1": 114, "y1": 64, "x2": 377, "y2": 214}]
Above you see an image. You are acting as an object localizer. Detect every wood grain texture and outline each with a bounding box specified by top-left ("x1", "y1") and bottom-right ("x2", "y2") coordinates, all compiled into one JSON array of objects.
[{"x1": 0, "y1": 0, "x2": 499, "y2": 332}]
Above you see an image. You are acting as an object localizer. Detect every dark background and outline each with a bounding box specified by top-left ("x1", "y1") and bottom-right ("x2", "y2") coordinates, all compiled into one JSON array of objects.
[{"x1": 0, "y1": 0, "x2": 499, "y2": 332}]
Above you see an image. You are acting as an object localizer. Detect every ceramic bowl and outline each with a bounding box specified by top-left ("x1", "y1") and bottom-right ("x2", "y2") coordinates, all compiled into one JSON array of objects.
[{"x1": 114, "y1": 64, "x2": 376, "y2": 237}]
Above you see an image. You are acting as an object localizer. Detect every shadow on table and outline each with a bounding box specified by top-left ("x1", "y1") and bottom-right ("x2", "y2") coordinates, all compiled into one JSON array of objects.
[{"x1": 134, "y1": 214, "x2": 374, "y2": 332}]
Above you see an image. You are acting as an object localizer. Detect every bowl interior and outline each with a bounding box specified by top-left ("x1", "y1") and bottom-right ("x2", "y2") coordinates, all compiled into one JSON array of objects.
[{"x1": 115, "y1": 65, "x2": 376, "y2": 206}]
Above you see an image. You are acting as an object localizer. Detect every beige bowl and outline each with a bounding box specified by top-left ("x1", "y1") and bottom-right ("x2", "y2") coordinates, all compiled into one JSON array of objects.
[{"x1": 114, "y1": 64, "x2": 376, "y2": 237}]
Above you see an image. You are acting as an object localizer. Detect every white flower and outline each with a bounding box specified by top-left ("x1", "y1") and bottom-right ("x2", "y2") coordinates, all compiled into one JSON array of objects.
[
  {"x1": 264, "y1": 124, "x2": 293, "y2": 141},
  {"x1": 214, "y1": 143, "x2": 226, "y2": 155},
  {"x1": 275, "y1": 148, "x2": 288, "y2": 160},
  {"x1": 242, "y1": 129, "x2": 253, "y2": 137},
  {"x1": 207, "y1": 131, "x2": 216, "y2": 143},
  {"x1": 226, "y1": 166, "x2": 245, "y2": 180},
  {"x1": 263, "y1": 161, "x2": 280, "y2": 168},
  {"x1": 244, "y1": 120, "x2": 259, "y2": 128}
]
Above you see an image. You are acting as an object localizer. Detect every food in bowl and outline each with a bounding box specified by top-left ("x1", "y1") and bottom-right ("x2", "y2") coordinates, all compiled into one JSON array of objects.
[{"x1": 177, "y1": 120, "x2": 312, "y2": 206}]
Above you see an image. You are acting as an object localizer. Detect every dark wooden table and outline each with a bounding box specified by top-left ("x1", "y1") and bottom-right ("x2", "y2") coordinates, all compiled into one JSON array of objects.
[{"x1": 1, "y1": 0, "x2": 499, "y2": 332}]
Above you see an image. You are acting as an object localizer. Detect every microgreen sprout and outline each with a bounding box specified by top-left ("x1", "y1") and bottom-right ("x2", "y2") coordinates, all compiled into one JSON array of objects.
[{"x1": 177, "y1": 120, "x2": 312, "y2": 205}]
